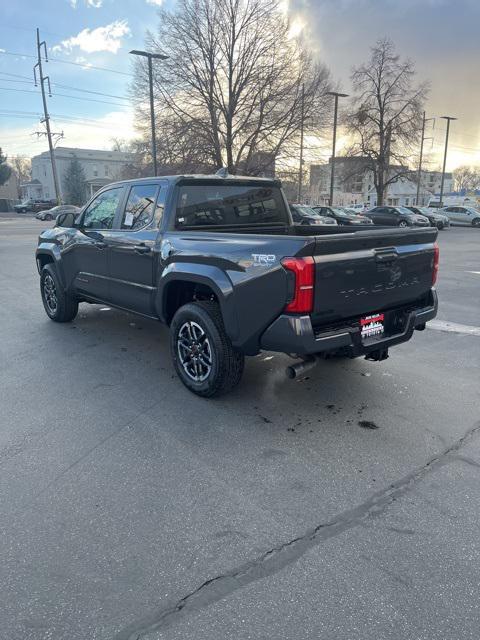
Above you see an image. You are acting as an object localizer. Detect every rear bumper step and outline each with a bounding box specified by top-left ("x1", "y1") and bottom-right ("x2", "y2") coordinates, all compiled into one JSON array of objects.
[{"x1": 260, "y1": 289, "x2": 438, "y2": 357}]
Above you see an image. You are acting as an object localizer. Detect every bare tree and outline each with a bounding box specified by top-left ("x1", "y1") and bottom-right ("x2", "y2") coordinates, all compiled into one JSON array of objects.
[
  {"x1": 10, "y1": 157, "x2": 31, "y2": 197},
  {"x1": 453, "y1": 165, "x2": 480, "y2": 192},
  {"x1": 344, "y1": 39, "x2": 428, "y2": 205},
  {"x1": 131, "y1": 0, "x2": 332, "y2": 175}
]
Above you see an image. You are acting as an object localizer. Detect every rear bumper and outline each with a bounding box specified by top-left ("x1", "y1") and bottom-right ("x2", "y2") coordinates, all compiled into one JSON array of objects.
[{"x1": 260, "y1": 289, "x2": 438, "y2": 356}]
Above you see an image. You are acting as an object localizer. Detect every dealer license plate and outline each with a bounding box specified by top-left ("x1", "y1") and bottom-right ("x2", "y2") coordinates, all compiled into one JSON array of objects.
[{"x1": 360, "y1": 313, "x2": 385, "y2": 340}]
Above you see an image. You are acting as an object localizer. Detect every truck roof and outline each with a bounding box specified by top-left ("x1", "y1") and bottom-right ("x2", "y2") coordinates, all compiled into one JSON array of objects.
[{"x1": 105, "y1": 173, "x2": 281, "y2": 189}]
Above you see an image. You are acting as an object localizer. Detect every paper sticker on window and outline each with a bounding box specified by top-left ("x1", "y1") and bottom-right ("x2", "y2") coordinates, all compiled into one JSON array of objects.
[{"x1": 124, "y1": 212, "x2": 134, "y2": 227}]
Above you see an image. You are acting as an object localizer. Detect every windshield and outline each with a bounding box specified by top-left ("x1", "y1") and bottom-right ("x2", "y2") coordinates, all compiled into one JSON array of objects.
[
  {"x1": 398, "y1": 207, "x2": 414, "y2": 214},
  {"x1": 175, "y1": 183, "x2": 289, "y2": 228}
]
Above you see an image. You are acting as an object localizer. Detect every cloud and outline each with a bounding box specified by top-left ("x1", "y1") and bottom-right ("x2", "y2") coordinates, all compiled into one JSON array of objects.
[
  {"x1": 146, "y1": 0, "x2": 163, "y2": 5},
  {"x1": 74, "y1": 56, "x2": 93, "y2": 70},
  {"x1": 52, "y1": 20, "x2": 131, "y2": 54},
  {"x1": 69, "y1": 0, "x2": 103, "y2": 7}
]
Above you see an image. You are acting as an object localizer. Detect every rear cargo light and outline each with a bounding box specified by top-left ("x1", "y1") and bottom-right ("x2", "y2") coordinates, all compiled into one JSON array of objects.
[
  {"x1": 432, "y1": 242, "x2": 439, "y2": 285},
  {"x1": 281, "y1": 256, "x2": 315, "y2": 313}
]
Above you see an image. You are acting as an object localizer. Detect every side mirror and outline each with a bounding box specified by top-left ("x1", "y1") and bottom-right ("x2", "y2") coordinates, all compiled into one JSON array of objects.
[{"x1": 55, "y1": 211, "x2": 77, "y2": 228}]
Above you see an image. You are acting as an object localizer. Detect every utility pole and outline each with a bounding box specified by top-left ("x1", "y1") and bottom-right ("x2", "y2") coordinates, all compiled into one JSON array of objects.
[
  {"x1": 297, "y1": 83, "x2": 305, "y2": 202},
  {"x1": 34, "y1": 28, "x2": 61, "y2": 204},
  {"x1": 439, "y1": 116, "x2": 457, "y2": 206},
  {"x1": 327, "y1": 92, "x2": 348, "y2": 206},
  {"x1": 130, "y1": 50, "x2": 169, "y2": 176},
  {"x1": 416, "y1": 112, "x2": 435, "y2": 206}
]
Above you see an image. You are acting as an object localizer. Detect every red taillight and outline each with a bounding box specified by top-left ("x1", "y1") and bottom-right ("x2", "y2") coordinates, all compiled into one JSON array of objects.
[
  {"x1": 282, "y1": 256, "x2": 315, "y2": 313},
  {"x1": 432, "y1": 242, "x2": 439, "y2": 285}
]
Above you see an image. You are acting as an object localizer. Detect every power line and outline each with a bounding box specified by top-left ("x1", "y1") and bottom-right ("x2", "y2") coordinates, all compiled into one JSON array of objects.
[
  {"x1": 0, "y1": 109, "x2": 129, "y2": 128},
  {"x1": 53, "y1": 82, "x2": 129, "y2": 101},
  {"x1": 0, "y1": 71, "x2": 33, "y2": 81},
  {"x1": 49, "y1": 56, "x2": 133, "y2": 77},
  {"x1": 0, "y1": 85, "x2": 128, "y2": 107},
  {"x1": 0, "y1": 72, "x2": 130, "y2": 101},
  {"x1": 0, "y1": 49, "x2": 134, "y2": 77}
]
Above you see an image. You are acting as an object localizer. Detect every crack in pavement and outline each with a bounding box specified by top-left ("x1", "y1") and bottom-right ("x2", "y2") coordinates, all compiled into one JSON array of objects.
[{"x1": 116, "y1": 420, "x2": 480, "y2": 640}]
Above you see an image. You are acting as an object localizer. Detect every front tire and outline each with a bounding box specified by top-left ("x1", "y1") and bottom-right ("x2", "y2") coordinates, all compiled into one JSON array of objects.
[
  {"x1": 170, "y1": 301, "x2": 244, "y2": 397},
  {"x1": 436, "y1": 221, "x2": 444, "y2": 230},
  {"x1": 45, "y1": 214, "x2": 53, "y2": 221},
  {"x1": 398, "y1": 220, "x2": 409, "y2": 228},
  {"x1": 40, "y1": 263, "x2": 78, "y2": 322}
]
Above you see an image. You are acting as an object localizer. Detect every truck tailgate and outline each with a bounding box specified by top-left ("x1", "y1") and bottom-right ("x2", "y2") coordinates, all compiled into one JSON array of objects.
[{"x1": 309, "y1": 228, "x2": 438, "y2": 326}]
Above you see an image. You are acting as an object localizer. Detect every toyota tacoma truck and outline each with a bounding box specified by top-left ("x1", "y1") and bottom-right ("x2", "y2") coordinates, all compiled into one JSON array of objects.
[{"x1": 36, "y1": 173, "x2": 439, "y2": 397}]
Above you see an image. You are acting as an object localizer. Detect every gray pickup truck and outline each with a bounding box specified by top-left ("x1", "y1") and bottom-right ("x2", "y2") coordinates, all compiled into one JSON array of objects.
[{"x1": 36, "y1": 174, "x2": 439, "y2": 396}]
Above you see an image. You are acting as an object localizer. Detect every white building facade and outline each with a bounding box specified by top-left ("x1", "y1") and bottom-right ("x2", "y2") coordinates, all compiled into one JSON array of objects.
[
  {"x1": 29, "y1": 147, "x2": 135, "y2": 202},
  {"x1": 309, "y1": 158, "x2": 453, "y2": 207}
]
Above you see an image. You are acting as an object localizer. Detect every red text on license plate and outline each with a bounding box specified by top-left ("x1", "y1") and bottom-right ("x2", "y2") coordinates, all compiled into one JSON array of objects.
[{"x1": 361, "y1": 313, "x2": 385, "y2": 338}]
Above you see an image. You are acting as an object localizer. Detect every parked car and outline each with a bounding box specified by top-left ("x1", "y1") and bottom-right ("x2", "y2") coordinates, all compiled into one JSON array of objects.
[
  {"x1": 36, "y1": 173, "x2": 438, "y2": 397},
  {"x1": 440, "y1": 205, "x2": 480, "y2": 227},
  {"x1": 347, "y1": 203, "x2": 367, "y2": 214},
  {"x1": 312, "y1": 206, "x2": 373, "y2": 226},
  {"x1": 14, "y1": 199, "x2": 55, "y2": 213},
  {"x1": 36, "y1": 205, "x2": 81, "y2": 222},
  {"x1": 407, "y1": 206, "x2": 450, "y2": 230},
  {"x1": 289, "y1": 204, "x2": 337, "y2": 226},
  {"x1": 365, "y1": 206, "x2": 430, "y2": 227}
]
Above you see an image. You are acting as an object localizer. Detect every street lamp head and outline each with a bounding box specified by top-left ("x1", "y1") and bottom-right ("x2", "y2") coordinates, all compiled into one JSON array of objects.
[
  {"x1": 327, "y1": 91, "x2": 349, "y2": 98},
  {"x1": 129, "y1": 49, "x2": 169, "y2": 60},
  {"x1": 440, "y1": 116, "x2": 458, "y2": 121}
]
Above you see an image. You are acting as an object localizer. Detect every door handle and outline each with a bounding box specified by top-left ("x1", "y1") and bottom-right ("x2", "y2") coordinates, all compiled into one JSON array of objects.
[
  {"x1": 375, "y1": 250, "x2": 398, "y2": 263},
  {"x1": 134, "y1": 244, "x2": 151, "y2": 254}
]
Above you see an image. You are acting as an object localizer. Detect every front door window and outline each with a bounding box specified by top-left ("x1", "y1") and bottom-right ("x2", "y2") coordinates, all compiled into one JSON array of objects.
[{"x1": 82, "y1": 188, "x2": 123, "y2": 230}]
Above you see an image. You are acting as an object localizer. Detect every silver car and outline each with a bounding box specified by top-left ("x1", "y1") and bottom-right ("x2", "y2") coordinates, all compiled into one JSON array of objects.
[
  {"x1": 440, "y1": 205, "x2": 480, "y2": 227},
  {"x1": 36, "y1": 205, "x2": 80, "y2": 222}
]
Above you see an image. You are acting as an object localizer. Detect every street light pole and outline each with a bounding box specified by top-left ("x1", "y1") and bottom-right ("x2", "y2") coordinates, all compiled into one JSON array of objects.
[
  {"x1": 327, "y1": 92, "x2": 348, "y2": 206},
  {"x1": 130, "y1": 49, "x2": 169, "y2": 176},
  {"x1": 297, "y1": 83, "x2": 305, "y2": 202},
  {"x1": 439, "y1": 116, "x2": 457, "y2": 207}
]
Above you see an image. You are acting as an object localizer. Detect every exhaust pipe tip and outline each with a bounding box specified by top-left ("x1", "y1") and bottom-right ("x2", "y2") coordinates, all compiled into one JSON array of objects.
[{"x1": 285, "y1": 356, "x2": 318, "y2": 379}]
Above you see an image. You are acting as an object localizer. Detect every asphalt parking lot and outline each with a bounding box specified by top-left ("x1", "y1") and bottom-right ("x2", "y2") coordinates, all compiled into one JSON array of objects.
[{"x1": 1, "y1": 214, "x2": 479, "y2": 640}]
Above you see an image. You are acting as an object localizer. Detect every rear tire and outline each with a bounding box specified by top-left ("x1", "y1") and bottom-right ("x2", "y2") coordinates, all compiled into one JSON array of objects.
[
  {"x1": 472, "y1": 218, "x2": 480, "y2": 227},
  {"x1": 40, "y1": 263, "x2": 78, "y2": 322},
  {"x1": 170, "y1": 301, "x2": 244, "y2": 397}
]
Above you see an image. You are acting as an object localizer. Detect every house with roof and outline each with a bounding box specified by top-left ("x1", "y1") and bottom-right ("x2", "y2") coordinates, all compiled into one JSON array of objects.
[{"x1": 28, "y1": 147, "x2": 136, "y2": 202}]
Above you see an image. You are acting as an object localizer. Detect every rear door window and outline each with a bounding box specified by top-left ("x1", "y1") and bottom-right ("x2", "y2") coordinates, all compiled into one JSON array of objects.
[
  {"x1": 121, "y1": 184, "x2": 159, "y2": 230},
  {"x1": 175, "y1": 183, "x2": 289, "y2": 229}
]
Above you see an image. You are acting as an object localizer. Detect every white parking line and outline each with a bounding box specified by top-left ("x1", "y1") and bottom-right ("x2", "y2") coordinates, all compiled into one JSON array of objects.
[
  {"x1": 427, "y1": 320, "x2": 480, "y2": 337},
  {"x1": 465, "y1": 271, "x2": 480, "y2": 275}
]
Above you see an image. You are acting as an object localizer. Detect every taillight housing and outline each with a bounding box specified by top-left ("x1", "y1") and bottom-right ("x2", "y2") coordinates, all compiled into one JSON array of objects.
[
  {"x1": 432, "y1": 242, "x2": 439, "y2": 285},
  {"x1": 281, "y1": 256, "x2": 315, "y2": 313}
]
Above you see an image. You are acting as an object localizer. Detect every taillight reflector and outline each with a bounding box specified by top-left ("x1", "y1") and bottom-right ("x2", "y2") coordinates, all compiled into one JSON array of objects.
[
  {"x1": 282, "y1": 256, "x2": 315, "y2": 313},
  {"x1": 432, "y1": 242, "x2": 439, "y2": 285}
]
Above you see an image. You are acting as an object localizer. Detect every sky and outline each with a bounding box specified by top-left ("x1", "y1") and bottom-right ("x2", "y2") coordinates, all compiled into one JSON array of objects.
[{"x1": 0, "y1": 0, "x2": 479, "y2": 171}]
